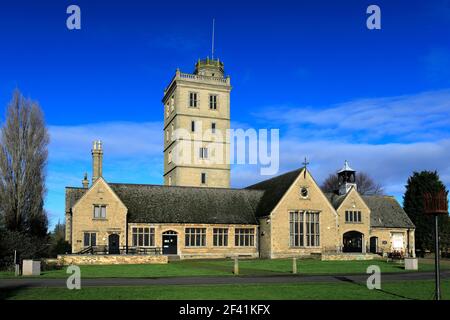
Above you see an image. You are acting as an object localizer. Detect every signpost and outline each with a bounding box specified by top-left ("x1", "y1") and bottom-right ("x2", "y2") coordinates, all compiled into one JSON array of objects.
[{"x1": 423, "y1": 188, "x2": 448, "y2": 301}]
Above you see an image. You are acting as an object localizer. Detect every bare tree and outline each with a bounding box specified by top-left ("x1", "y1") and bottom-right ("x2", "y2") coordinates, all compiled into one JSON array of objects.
[
  {"x1": 0, "y1": 90, "x2": 49, "y2": 237},
  {"x1": 321, "y1": 171, "x2": 383, "y2": 195}
]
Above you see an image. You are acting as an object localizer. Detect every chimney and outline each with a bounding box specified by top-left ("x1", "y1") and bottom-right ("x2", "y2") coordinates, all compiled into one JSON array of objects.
[
  {"x1": 82, "y1": 172, "x2": 89, "y2": 189},
  {"x1": 92, "y1": 140, "x2": 103, "y2": 183}
]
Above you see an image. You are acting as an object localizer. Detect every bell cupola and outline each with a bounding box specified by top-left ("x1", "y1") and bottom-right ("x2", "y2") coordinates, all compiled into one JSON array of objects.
[{"x1": 338, "y1": 160, "x2": 357, "y2": 195}]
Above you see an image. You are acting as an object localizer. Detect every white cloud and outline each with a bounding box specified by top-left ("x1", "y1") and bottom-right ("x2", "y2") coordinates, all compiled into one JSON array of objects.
[{"x1": 255, "y1": 89, "x2": 450, "y2": 143}]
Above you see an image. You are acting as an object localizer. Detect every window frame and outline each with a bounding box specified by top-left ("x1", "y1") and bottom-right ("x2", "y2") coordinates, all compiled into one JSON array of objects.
[
  {"x1": 209, "y1": 94, "x2": 218, "y2": 110},
  {"x1": 189, "y1": 92, "x2": 198, "y2": 108},
  {"x1": 185, "y1": 228, "x2": 207, "y2": 247},
  {"x1": 199, "y1": 147, "x2": 208, "y2": 159},
  {"x1": 345, "y1": 210, "x2": 362, "y2": 223},
  {"x1": 234, "y1": 228, "x2": 255, "y2": 247},
  {"x1": 93, "y1": 205, "x2": 106, "y2": 219},
  {"x1": 289, "y1": 210, "x2": 320, "y2": 248},
  {"x1": 83, "y1": 232, "x2": 96, "y2": 247},
  {"x1": 132, "y1": 227, "x2": 155, "y2": 247},
  {"x1": 201, "y1": 172, "x2": 207, "y2": 184},
  {"x1": 213, "y1": 228, "x2": 228, "y2": 247}
]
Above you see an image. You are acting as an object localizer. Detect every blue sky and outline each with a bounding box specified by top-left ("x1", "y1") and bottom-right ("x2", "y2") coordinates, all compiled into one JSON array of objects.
[{"x1": 0, "y1": 0, "x2": 449, "y2": 228}]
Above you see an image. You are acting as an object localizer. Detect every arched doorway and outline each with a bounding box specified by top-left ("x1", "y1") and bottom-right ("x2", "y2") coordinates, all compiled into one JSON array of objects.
[
  {"x1": 108, "y1": 234, "x2": 120, "y2": 254},
  {"x1": 369, "y1": 236, "x2": 378, "y2": 254},
  {"x1": 343, "y1": 231, "x2": 363, "y2": 253},
  {"x1": 162, "y1": 230, "x2": 178, "y2": 255}
]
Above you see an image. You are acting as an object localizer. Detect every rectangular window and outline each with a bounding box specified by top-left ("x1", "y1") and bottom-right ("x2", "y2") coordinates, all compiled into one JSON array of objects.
[
  {"x1": 213, "y1": 228, "x2": 228, "y2": 246},
  {"x1": 185, "y1": 228, "x2": 206, "y2": 247},
  {"x1": 211, "y1": 122, "x2": 216, "y2": 133},
  {"x1": 235, "y1": 228, "x2": 255, "y2": 247},
  {"x1": 132, "y1": 227, "x2": 155, "y2": 247},
  {"x1": 168, "y1": 151, "x2": 172, "y2": 164},
  {"x1": 289, "y1": 211, "x2": 319, "y2": 247},
  {"x1": 201, "y1": 172, "x2": 207, "y2": 184},
  {"x1": 199, "y1": 147, "x2": 208, "y2": 159},
  {"x1": 345, "y1": 210, "x2": 362, "y2": 223},
  {"x1": 189, "y1": 92, "x2": 198, "y2": 107},
  {"x1": 83, "y1": 232, "x2": 96, "y2": 247},
  {"x1": 93, "y1": 205, "x2": 106, "y2": 219},
  {"x1": 305, "y1": 212, "x2": 320, "y2": 246},
  {"x1": 289, "y1": 211, "x2": 304, "y2": 247},
  {"x1": 191, "y1": 120, "x2": 196, "y2": 132},
  {"x1": 209, "y1": 95, "x2": 217, "y2": 110},
  {"x1": 170, "y1": 95, "x2": 175, "y2": 111}
]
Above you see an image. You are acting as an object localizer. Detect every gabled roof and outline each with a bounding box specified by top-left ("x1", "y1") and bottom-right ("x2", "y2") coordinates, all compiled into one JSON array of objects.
[
  {"x1": 362, "y1": 195, "x2": 415, "y2": 229},
  {"x1": 245, "y1": 168, "x2": 302, "y2": 217},
  {"x1": 109, "y1": 183, "x2": 262, "y2": 224},
  {"x1": 325, "y1": 192, "x2": 415, "y2": 229},
  {"x1": 65, "y1": 187, "x2": 87, "y2": 213}
]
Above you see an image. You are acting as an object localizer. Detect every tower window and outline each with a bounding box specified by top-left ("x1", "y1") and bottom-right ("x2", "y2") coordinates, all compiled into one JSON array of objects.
[
  {"x1": 168, "y1": 176, "x2": 172, "y2": 186},
  {"x1": 168, "y1": 151, "x2": 172, "y2": 164},
  {"x1": 211, "y1": 122, "x2": 216, "y2": 133},
  {"x1": 189, "y1": 92, "x2": 198, "y2": 107},
  {"x1": 199, "y1": 147, "x2": 208, "y2": 159},
  {"x1": 170, "y1": 95, "x2": 175, "y2": 111},
  {"x1": 209, "y1": 95, "x2": 217, "y2": 110},
  {"x1": 201, "y1": 172, "x2": 207, "y2": 184},
  {"x1": 191, "y1": 120, "x2": 196, "y2": 132}
]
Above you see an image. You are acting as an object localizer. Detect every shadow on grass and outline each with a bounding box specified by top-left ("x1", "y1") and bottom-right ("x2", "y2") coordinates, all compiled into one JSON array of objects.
[
  {"x1": 0, "y1": 284, "x2": 30, "y2": 300},
  {"x1": 334, "y1": 276, "x2": 418, "y2": 300}
]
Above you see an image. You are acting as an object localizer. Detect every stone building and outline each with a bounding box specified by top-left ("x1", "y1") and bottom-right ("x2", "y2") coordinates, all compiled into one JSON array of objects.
[{"x1": 65, "y1": 58, "x2": 415, "y2": 260}]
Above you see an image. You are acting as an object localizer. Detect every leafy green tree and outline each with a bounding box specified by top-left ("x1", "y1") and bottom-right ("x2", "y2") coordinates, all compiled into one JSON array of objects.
[
  {"x1": 403, "y1": 171, "x2": 449, "y2": 256},
  {"x1": 49, "y1": 220, "x2": 71, "y2": 256}
]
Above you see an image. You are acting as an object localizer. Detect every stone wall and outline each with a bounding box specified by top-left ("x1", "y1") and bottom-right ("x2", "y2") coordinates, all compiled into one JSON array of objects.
[
  {"x1": 270, "y1": 169, "x2": 339, "y2": 258},
  {"x1": 70, "y1": 178, "x2": 128, "y2": 253},
  {"x1": 57, "y1": 254, "x2": 168, "y2": 265},
  {"x1": 321, "y1": 253, "x2": 381, "y2": 261},
  {"x1": 128, "y1": 223, "x2": 259, "y2": 259}
]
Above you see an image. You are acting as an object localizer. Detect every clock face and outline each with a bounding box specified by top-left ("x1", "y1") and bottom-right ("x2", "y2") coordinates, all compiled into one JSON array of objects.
[{"x1": 301, "y1": 187, "x2": 308, "y2": 198}]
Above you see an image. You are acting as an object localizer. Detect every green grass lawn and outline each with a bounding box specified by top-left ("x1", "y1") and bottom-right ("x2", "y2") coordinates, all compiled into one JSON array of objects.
[
  {"x1": 2, "y1": 279, "x2": 449, "y2": 300},
  {"x1": 0, "y1": 258, "x2": 447, "y2": 279}
]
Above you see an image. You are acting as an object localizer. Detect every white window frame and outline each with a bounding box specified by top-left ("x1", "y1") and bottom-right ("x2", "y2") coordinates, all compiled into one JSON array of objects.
[
  {"x1": 93, "y1": 205, "x2": 106, "y2": 219},
  {"x1": 213, "y1": 228, "x2": 228, "y2": 247},
  {"x1": 235, "y1": 228, "x2": 255, "y2": 247},
  {"x1": 289, "y1": 210, "x2": 320, "y2": 247},
  {"x1": 199, "y1": 147, "x2": 208, "y2": 159},
  {"x1": 185, "y1": 228, "x2": 206, "y2": 247},
  {"x1": 132, "y1": 227, "x2": 155, "y2": 247}
]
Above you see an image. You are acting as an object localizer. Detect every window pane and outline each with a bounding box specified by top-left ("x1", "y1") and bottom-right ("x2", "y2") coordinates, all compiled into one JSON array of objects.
[
  {"x1": 84, "y1": 233, "x2": 90, "y2": 246},
  {"x1": 91, "y1": 233, "x2": 96, "y2": 246}
]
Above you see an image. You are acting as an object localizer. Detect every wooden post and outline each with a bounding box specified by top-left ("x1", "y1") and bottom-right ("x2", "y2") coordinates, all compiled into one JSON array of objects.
[
  {"x1": 14, "y1": 250, "x2": 20, "y2": 276},
  {"x1": 292, "y1": 257, "x2": 297, "y2": 274},
  {"x1": 233, "y1": 256, "x2": 239, "y2": 275}
]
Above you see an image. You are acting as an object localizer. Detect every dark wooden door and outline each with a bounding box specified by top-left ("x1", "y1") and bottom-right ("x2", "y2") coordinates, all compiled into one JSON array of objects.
[
  {"x1": 108, "y1": 234, "x2": 120, "y2": 254},
  {"x1": 162, "y1": 234, "x2": 177, "y2": 255},
  {"x1": 370, "y1": 237, "x2": 378, "y2": 254}
]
